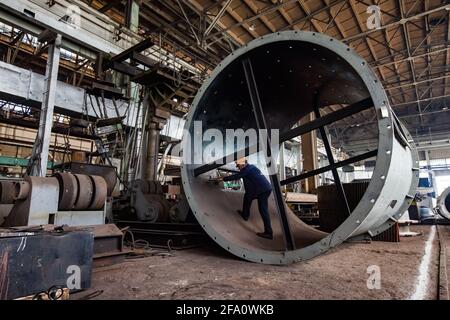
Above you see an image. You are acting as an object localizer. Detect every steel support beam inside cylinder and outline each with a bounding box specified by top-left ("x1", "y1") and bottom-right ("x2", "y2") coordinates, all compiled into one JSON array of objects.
[{"x1": 181, "y1": 31, "x2": 419, "y2": 265}]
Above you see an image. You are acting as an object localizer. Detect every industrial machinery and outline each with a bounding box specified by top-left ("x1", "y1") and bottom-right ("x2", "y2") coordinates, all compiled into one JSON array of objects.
[
  {"x1": 114, "y1": 180, "x2": 171, "y2": 222},
  {"x1": 181, "y1": 31, "x2": 419, "y2": 265},
  {"x1": 0, "y1": 172, "x2": 109, "y2": 227},
  {"x1": 437, "y1": 187, "x2": 450, "y2": 220},
  {"x1": 0, "y1": 226, "x2": 94, "y2": 300}
]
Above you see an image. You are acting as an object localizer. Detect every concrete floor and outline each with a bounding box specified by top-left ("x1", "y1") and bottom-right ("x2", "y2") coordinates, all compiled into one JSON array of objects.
[{"x1": 73, "y1": 225, "x2": 443, "y2": 300}]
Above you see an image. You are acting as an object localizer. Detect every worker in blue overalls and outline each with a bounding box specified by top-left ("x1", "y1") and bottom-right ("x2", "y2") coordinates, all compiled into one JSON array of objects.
[{"x1": 219, "y1": 158, "x2": 274, "y2": 240}]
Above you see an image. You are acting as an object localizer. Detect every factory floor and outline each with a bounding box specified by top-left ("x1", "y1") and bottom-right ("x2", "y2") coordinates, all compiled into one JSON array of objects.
[{"x1": 73, "y1": 225, "x2": 447, "y2": 300}]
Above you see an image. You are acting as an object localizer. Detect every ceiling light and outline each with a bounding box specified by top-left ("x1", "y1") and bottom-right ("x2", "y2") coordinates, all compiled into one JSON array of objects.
[{"x1": 249, "y1": 24, "x2": 256, "y2": 31}]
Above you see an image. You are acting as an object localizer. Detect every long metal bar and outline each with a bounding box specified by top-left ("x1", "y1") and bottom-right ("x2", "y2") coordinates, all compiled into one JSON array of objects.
[
  {"x1": 193, "y1": 97, "x2": 373, "y2": 176},
  {"x1": 206, "y1": 0, "x2": 300, "y2": 39},
  {"x1": 242, "y1": 57, "x2": 295, "y2": 251},
  {"x1": 411, "y1": 10, "x2": 448, "y2": 56},
  {"x1": 281, "y1": 150, "x2": 378, "y2": 186},
  {"x1": 204, "y1": 0, "x2": 233, "y2": 37},
  {"x1": 386, "y1": 74, "x2": 450, "y2": 90},
  {"x1": 29, "y1": 34, "x2": 62, "y2": 177},
  {"x1": 0, "y1": 0, "x2": 125, "y2": 57},
  {"x1": 312, "y1": 103, "x2": 351, "y2": 216}
]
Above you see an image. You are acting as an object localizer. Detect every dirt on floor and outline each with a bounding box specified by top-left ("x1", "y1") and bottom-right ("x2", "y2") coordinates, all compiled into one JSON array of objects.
[{"x1": 72, "y1": 225, "x2": 441, "y2": 300}]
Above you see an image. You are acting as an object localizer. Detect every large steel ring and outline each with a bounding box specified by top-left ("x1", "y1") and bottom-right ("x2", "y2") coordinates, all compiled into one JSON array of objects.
[{"x1": 181, "y1": 31, "x2": 419, "y2": 265}]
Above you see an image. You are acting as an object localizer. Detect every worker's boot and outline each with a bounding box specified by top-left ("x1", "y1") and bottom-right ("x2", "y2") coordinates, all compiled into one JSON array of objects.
[
  {"x1": 256, "y1": 231, "x2": 273, "y2": 240},
  {"x1": 237, "y1": 210, "x2": 249, "y2": 221}
]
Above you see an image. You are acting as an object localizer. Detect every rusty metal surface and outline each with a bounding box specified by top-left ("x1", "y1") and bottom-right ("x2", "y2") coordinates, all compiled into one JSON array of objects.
[
  {"x1": 88, "y1": 175, "x2": 107, "y2": 210},
  {"x1": 181, "y1": 31, "x2": 418, "y2": 264},
  {"x1": 54, "y1": 172, "x2": 78, "y2": 211},
  {"x1": 64, "y1": 162, "x2": 117, "y2": 196},
  {"x1": 90, "y1": 224, "x2": 127, "y2": 269},
  {"x1": 373, "y1": 223, "x2": 400, "y2": 242},
  {"x1": 73, "y1": 174, "x2": 94, "y2": 210},
  {"x1": 0, "y1": 181, "x2": 17, "y2": 204}
]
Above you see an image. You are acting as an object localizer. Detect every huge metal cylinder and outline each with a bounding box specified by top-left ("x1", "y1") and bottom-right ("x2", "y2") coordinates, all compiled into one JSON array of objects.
[
  {"x1": 181, "y1": 31, "x2": 419, "y2": 264},
  {"x1": 437, "y1": 187, "x2": 450, "y2": 220}
]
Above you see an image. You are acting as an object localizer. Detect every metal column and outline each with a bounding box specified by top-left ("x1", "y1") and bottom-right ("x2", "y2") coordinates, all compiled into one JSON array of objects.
[
  {"x1": 145, "y1": 122, "x2": 160, "y2": 181},
  {"x1": 29, "y1": 34, "x2": 62, "y2": 177},
  {"x1": 126, "y1": 0, "x2": 140, "y2": 33}
]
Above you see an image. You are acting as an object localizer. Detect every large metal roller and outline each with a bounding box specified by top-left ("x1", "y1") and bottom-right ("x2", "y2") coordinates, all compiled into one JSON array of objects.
[
  {"x1": 181, "y1": 31, "x2": 419, "y2": 265},
  {"x1": 437, "y1": 187, "x2": 450, "y2": 220},
  {"x1": 54, "y1": 172, "x2": 78, "y2": 210}
]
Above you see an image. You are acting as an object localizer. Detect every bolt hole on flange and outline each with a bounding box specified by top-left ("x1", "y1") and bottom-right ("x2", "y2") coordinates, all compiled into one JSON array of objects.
[{"x1": 182, "y1": 32, "x2": 418, "y2": 265}]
